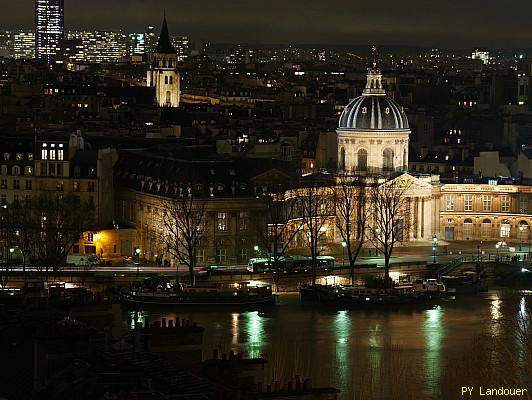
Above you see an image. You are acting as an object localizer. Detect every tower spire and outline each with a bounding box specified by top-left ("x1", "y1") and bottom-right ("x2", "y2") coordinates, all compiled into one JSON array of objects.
[
  {"x1": 155, "y1": 13, "x2": 176, "y2": 54},
  {"x1": 363, "y1": 45, "x2": 386, "y2": 96}
]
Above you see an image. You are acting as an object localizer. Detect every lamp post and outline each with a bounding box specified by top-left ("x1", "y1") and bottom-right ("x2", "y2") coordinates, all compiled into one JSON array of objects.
[
  {"x1": 134, "y1": 247, "x2": 141, "y2": 276},
  {"x1": 374, "y1": 227, "x2": 381, "y2": 256},
  {"x1": 432, "y1": 235, "x2": 437, "y2": 263},
  {"x1": 477, "y1": 245, "x2": 481, "y2": 263},
  {"x1": 495, "y1": 242, "x2": 500, "y2": 261},
  {"x1": 341, "y1": 241, "x2": 347, "y2": 267}
]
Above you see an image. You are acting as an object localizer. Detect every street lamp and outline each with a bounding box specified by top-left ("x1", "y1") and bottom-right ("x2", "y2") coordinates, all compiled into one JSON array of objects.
[
  {"x1": 341, "y1": 241, "x2": 347, "y2": 266},
  {"x1": 134, "y1": 247, "x2": 141, "y2": 276},
  {"x1": 374, "y1": 227, "x2": 381, "y2": 256},
  {"x1": 495, "y1": 242, "x2": 500, "y2": 261},
  {"x1": 477, "y1": 245, "x2": 481, "y2": 264},
  {"x1": 432, "y1": 235, "x2": 437, "y2": 263}
]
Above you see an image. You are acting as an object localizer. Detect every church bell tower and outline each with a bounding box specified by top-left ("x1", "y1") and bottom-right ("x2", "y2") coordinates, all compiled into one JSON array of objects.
[{"x1": 146, "y1": 15, "x2": 180, "y2": 107}]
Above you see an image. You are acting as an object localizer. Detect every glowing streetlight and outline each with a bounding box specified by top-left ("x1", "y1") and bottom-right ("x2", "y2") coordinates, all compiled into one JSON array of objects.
[{"x1": 341, "y1": 241, "x2": 347, "y2": 266}]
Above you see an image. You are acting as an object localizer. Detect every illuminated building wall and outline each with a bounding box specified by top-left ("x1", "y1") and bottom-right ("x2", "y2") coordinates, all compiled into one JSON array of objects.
[
  {"x1": 171, "y1": 35, "x2": 189, "y2": 62},
  {"x1": 67, "y1": 30, "x2": 127, "y2": 63},
  {"x1": 129, "y1": 33, "x2": 145, "y2": 56},
  {"x1": 35, "y1": 0, "x2": 64, "y2": 63},
  {"x1": 13, "y1": 31, "x2": 36, "y2": 59}
]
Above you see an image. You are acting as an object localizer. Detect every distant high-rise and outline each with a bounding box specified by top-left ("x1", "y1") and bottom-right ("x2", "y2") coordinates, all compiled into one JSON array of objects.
[
  {"x1": 67, "y1": 30, "x2": 127, "y2": 63},
  {"x1": 172, "y1": 35, "x2": 189, "y2": 62},
  {"x1": 129, "y1": 33, "x2": 145, "y2": 56},
  {"x1": 35, "y1": 0, "x2": 64, "y2": 63},
  {"x1": 144, "y1": 25, "x2": 157, "y2": 59},
  {"x1": 14, "y1": 31, "x2": 36, "y2": 59}
]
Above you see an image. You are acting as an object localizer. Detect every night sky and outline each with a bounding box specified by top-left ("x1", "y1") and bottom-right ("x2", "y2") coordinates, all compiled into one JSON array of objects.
[{"x1": 2, "y1": 0, "x2": 532, "y2": 48}]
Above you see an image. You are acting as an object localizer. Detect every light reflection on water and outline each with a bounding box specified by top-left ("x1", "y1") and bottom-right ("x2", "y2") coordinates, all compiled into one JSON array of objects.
[
  {"x1": 123, "y1": 293, "x2": 529, "y2": 400},
  {"x1": 423, "y1": 306, "x2": 444, "y2": 400}
]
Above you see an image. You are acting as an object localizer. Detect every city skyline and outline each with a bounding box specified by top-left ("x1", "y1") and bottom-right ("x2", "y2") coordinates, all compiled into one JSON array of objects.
[{"x1": 1, "y1": 0, "x2": 532, "y2": 48}]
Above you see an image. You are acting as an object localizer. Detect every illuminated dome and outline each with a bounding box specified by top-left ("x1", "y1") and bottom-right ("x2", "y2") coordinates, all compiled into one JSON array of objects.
[{"x1": 338, "y1": 66, "x2": 409, "y2": 131}]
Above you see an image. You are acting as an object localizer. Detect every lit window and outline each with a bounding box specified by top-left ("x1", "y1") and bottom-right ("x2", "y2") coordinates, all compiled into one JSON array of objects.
[
  {"x1": 445, "y1": 195, "x2": 454, "y2": 211},
  {"x1": 464, "y1": 194, "x2": 473, "y2": 211},
  {"x1": 42, "y1": 149, "x2": 48, "y2": 160},
  {"x1": 50, "y1": 150, "x2": 56, "y2": 160},
  {"x1": 501, "y1": 195, "x2": 510, "y2": 212},
  {"x1": 239, "y1": 211, "x2": 249, "y2": 231},
  {"x1": 216, "y1": 248, "x2": 227, "y2": 263},
  {"x1": 217, "y1": 212, "x2": 227, "y2": 231},
  {"x1": 58, "y1": 150, "x2": 63, "y2": 160},
  {"x1": 482, "y1": 195, "x2": 492, "y2": 212}
]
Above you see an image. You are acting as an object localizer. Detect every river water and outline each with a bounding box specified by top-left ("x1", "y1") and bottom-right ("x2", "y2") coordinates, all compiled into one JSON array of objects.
[{"x1": 124, "y1": 291, "x2": 531, "y2": 400}]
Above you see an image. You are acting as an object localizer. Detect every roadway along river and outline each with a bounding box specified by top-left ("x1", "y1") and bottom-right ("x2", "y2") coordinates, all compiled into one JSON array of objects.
[{"x1": 123, "y1": 291, "x2": 531, "y2": 400}]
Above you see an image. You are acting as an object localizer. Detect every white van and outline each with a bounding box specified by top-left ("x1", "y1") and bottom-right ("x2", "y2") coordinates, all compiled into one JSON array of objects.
[{"x1": 66, "y1": 254, "x2": 100, "y2": 268}]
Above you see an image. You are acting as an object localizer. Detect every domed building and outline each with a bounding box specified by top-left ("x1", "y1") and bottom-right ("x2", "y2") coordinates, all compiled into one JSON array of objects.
[{"x1": 336, "y1": 65, "x2": 410, "y2": 174}]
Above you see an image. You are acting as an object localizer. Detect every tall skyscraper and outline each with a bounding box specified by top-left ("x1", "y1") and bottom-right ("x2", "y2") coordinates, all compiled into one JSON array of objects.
[
  {"x1": 144, "y1": 25, "x2": 157, "y2": 59},
  {"x1": 35, "y1": 0, "x2": 64, "y2": 63}
]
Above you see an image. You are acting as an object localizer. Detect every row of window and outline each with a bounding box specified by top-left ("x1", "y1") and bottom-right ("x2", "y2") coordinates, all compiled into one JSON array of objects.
[
  {"x1": 1, "y1": 165, "x2": 33, "y2": 176},
  {"x1": 1, "y1": 179, "x2": 32, "y2": 190},
  {"x1": 41, "y1": 149, "x2": 64, "y2": 161},
  {"x1": 196, "y1": 248, "x2": 249, "y2": 264},
  {"x1": 3, "y1": 153, "x2": 33, "y2": 161},
  {"x1": 1, "y1": 180, "x2": 95, "y2": 192},
  {"x1": 141, "y1": 207, "x2": 250, "y2": 232},
  {"x1": 458, "y1": 218, "x2": 529, "y2": 239},
  {"x1": 445, "y1": 194, "x2": 528, "y2": 212},
  {"x1": 0, "y1": 193, "x2": 95, "y2": 206}
]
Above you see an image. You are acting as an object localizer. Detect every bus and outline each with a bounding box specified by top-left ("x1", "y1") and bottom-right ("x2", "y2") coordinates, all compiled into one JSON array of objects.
[{"x1": 247, "y1": 255, "x2": 335, "y2": 273}]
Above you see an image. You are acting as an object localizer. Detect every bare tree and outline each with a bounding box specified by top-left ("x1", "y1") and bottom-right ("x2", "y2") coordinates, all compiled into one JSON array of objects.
[
  {"x1": 298, "y1": 184, "x2": 334, "y2": 286},
  {"x1": 258, "y1": 189, "x2": 299, "y2": 291},
  {"x1": 333, "y1": 174, "x2": 368, "y2": 284},
  {"x1": 0, "y1": 195, "x2": 95, "y2": 277},
  {"x1": 366, "y1": 174, "x2": 412, "y2": 286},
  {"x1": 162, "y1": 193, "x2": 206, "y2": 286},
  {"x1": 37, "y1": 194, "x2": 96, "y2": 271}
]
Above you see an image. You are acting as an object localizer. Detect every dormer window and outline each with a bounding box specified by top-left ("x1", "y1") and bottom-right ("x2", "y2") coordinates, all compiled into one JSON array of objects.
[
  {"x1": 361, "y1": 107, "x2": 367, "y2": 114},
  {"x1": 385, "y1": 107, "x2": 390, "y2": 114}
]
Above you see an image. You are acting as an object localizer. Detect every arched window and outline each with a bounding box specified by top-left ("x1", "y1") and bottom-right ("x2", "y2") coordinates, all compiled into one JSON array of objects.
[
  {"x1": 357, "y1": 149, "x2": 367, "y2": 171},
  {"x1": 164, "y1": 76, "x2": 168, "y2": 84},
  {"x1": 481, "y1": 219, "x2": 491, "y2": 239},
  {"x1": 500, "y1": 219, "x2": 511, "y2": 238},
  {"x1": 169, "y1": 76, "x2": 173, "y2": 85},
  {"x1": 169, "y1": 59, "x2": 173, "y2": 67},
  {"x1": 383, "y1": 148, "x2": 394, "y2": 171},
  {"x1": 403, "y1": 148, "x2": 408, "y2": 171},
  {"x1": 165, "y1": 91, "x2": 171, "y2": 105},
  {"x1": 340, "y1": 147, "x2": 346, "y2": 171},
  {"x1": 12, "y1": 165, "x2": 20, "y2": 175},
  {"x1": 463, "y1": 218, "x2": 473, "y2": 239}
]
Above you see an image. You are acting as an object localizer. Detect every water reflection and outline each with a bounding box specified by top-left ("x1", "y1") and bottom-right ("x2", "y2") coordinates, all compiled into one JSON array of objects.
[
  {"x1": 127, "y1": 310, "x2": 147, "y2": 330},
  {"x1": 423, "y1": 306, "x2": 444, "y2": 400},
  {"x1": 121, "y1": 295, "x2": 514, "y2": 400},
  {"x1": 333, "y1": 310, "x2": 351, "y2": 392},
  {"x1": 231, "y1": 313, "x2": 239, "y2": 347},
  {"x1": 490, "y1": 295, "x2": 502, "y2": 337},
  {"x1": 243, "y1": 311, "x2": 265, "y2": 358}
]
